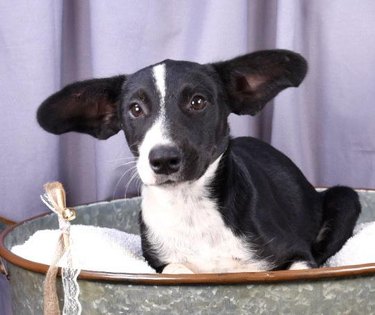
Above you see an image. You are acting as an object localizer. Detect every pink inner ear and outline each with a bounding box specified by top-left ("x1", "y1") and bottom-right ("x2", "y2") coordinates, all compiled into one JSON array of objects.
[
  {"x1": 246, "y1": 74, "x2": 267, "y2": 92},
  {"x1": 235, "y1": 74, "x2": 267, "y2": 94}
]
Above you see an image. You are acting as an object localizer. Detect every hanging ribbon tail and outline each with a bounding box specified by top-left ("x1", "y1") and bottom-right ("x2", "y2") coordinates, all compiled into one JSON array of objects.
[
  {"x1": 44, "y1": 235, "x2": 64, "y2": 315},
  {"x1": 41, "y1": 182, "x2": 81, "y2": 315}
]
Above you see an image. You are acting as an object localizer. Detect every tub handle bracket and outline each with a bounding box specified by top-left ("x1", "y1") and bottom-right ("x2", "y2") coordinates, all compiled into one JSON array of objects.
[{"x1": 0, "y1": 256, "x2": 9, "y2": 279}]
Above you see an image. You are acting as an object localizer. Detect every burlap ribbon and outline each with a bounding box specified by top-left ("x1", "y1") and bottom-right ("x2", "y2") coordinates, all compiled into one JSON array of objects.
[{"x1": 42, "y1": 182, "x2": 78, "y2": 315}]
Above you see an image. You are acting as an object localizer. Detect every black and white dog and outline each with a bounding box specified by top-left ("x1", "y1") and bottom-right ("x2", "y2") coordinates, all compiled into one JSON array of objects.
[{"x1": 37, "y1": 50, "x2": 360, "y2": 274}]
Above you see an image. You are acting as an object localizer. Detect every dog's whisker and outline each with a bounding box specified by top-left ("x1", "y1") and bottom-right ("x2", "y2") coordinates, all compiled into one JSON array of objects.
[
  {"x1": 137, "y1": 178, "x2": 143, "y2": 195},
  {"x1": 115, "y1": 161, "x2": 138, "y2": 168},
  {"x1": 109, "y1": 156, "x2": 137, "y2": 163},
  {"x1": 108, "y1": 157, "x2": 137, "y2": 164},
  {"x1": 112, "y1": 165, "x2": 138, "y2": 200},
  {"x1": 124, "y1": 170, "x2": 140, "y2": 198}
]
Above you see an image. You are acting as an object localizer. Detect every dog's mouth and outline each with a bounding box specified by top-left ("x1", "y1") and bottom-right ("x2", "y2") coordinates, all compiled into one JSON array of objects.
[
  {"x1": 149, "y1": 179, "x2": 177, "y2": 187},
  {"x1": 143, "y1": 171, "x2": 194, "y2": 187}
]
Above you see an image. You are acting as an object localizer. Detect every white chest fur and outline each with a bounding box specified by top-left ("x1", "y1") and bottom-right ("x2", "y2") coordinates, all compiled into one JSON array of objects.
[{"x1": 141, "y1": 158, "x2": 270, "y2": 273}]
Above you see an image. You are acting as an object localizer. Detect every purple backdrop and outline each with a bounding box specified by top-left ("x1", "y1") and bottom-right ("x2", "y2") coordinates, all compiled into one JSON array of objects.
[{"x1": 1, "y1": 1, "x2": 375, "y2": 313}]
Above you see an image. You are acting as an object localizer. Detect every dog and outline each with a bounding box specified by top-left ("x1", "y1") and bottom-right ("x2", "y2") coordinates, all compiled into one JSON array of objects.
[{"x1": 37, "y1": 49, "x2": 361, "y2": 274}]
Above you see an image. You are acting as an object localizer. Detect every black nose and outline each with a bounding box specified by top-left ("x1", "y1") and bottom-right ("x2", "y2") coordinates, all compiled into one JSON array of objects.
[{"x1": 149, "y1": 146, "x2": 182, "y2": 175}]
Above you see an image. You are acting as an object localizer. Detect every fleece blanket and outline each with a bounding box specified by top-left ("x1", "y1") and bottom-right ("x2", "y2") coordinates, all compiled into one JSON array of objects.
[
  {"x1": 11, "y1": 222, "x2": 375, "y2": 273},
  {"x1": 11, "y1": 225, "x2": 155, "y2": 274},
  {"x1": 325, "y1": 221, "x2": 375, "y2": 267}
]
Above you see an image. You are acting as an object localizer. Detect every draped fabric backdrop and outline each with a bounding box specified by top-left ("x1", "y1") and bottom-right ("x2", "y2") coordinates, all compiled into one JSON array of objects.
[{"x1": 1, "y1": 1, "x2": 375, "y2": 313}]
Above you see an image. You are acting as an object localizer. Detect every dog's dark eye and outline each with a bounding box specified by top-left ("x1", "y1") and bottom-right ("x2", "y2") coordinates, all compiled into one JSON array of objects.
[
  {"x1": 129, "y1": 103, "x2": 144, "y2": 118},
  {"x1": 190, "y1": 95, "x2": 207, "y2": 111}
]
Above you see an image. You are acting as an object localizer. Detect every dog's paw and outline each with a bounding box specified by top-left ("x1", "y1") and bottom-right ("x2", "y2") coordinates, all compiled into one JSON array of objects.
[
  {"x1": 288, "y1": 261, "x2": 311, "y2": 270},
  {"x1": 162, "y1": 263, "x2": 195, "y2": 274}
]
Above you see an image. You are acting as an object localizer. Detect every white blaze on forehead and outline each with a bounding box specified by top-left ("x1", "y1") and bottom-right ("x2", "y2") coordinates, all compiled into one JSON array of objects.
[{"x1": 152, "y1": 63, "x2": 167, "y2": 113}]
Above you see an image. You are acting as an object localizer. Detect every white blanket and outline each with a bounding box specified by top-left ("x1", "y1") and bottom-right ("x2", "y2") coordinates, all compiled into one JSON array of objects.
[
  {"x1": 11, "y1": 225, "x2": 155, "y2": 274},
  {"x1": 325, "y1": 221, "x2": 375, "y2": 267},
  {"x1": 11, "y1": 222, "x2": 375, "y2": 273}
]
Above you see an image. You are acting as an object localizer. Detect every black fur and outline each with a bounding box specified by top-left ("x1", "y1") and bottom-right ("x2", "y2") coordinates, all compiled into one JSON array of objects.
[
  {"x1": 37, "y1": 76, "x2": 126, "y2": 139},
  {"x1": 210, "y1": 138, "x2": 360, "y2": 268}
]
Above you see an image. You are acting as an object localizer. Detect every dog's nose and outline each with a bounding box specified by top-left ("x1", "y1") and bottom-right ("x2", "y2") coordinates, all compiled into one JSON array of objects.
[{"x1": 149, "y1": 146, "x2": 182, "y2": 175}]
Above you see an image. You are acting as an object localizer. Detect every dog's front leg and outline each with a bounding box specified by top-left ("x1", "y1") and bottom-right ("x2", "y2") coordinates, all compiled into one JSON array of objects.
[{"x1": 162, "y1": 263, "x2": 195, "y2": 274}]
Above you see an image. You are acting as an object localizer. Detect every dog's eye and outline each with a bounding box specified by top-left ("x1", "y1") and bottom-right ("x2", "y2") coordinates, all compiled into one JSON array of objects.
[
  {"x1": 129, "y1": 103, "x2": 144, "y2": 118},
  {"x1": 190, "y1": 95, "x2": 207, "y2": 111}
]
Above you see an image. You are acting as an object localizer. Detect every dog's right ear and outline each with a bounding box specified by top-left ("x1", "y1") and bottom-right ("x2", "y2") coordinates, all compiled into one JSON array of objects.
[
  {"x1": 212, "y1": 50, "x2": 307, "y2": 115},
  {"x1": 37, "y1": 75, "x2": 126, "y2": 139}
]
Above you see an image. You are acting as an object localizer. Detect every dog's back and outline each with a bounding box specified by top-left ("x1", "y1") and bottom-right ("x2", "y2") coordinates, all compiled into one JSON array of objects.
[{"x1": 211, "y1": 137, "x2": 360, "y2": 270}]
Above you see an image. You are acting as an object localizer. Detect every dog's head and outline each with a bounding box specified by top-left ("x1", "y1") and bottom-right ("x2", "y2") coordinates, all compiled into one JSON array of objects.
[{"x1": 37, "y1": 50, "x2": 307, "y2": 186}]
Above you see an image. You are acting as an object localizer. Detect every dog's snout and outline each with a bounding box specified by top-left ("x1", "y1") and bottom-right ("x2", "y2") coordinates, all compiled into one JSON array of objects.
[{"x1": 149, "y1": 146, "x2": 182, "y2": 175}]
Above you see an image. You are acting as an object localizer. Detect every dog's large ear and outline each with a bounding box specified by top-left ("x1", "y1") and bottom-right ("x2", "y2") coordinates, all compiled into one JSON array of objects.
[
  {"x1": 37, "y1": 75, "x2": 126, "y2": 139},
  {"x1": 213, "y1": 50, "x2": 307, "y2": 115}
]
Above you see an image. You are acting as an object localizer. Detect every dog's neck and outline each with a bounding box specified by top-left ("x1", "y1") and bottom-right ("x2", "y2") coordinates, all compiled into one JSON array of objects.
[{"x1": 140, "y1": 155, "x2": 223, "y2": 224}]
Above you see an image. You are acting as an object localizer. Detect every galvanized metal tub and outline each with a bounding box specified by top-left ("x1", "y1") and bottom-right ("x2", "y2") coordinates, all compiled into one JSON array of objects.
[{"x1": 1, "y1": 190, "x2": 375, "y2": 315}]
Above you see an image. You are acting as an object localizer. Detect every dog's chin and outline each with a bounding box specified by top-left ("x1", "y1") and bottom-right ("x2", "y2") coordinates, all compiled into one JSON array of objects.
[
  {"x1": 137, "y1": 171, "x2": 177, "y2": 186},
  {"x1": 142, "y1": 172, "x2": 200, "y2": 187},
  {"x1": 142, "y1": 178, "x2": 181, "y2": 188},
  {"x1": 143, "y1": 171, "x2": 209, "y2": 188},
  {"x1": 151, "y1": 179, "x2": 178, "y2": 187}
]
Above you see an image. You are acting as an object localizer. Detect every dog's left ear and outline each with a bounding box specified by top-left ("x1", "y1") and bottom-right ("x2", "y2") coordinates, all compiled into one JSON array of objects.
[
  {"x1": 37, "y1": 75, "x2": 126, "y2": 139},
  {"x1": 213, "y1": 50, "x2": 307, "y2": 115}
]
